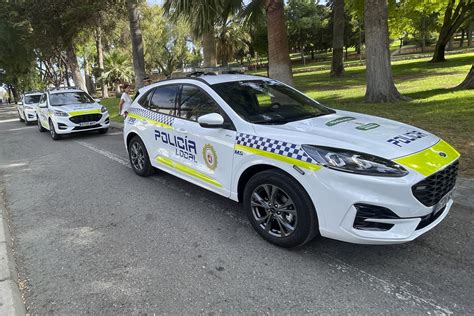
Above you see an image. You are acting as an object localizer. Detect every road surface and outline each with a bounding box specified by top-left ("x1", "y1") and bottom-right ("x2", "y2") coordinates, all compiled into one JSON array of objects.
[{"x1": 0, "y1": 104, "x2": 473, "y2": 314}]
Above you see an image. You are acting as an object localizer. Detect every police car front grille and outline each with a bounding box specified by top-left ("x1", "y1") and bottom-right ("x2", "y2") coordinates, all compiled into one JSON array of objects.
[
  {"x1": 69, "y1": 114, "x2": 102, "y2": 124},
  {"x1": 412, "y1": 160, "x2": 458, "y2": 207}
]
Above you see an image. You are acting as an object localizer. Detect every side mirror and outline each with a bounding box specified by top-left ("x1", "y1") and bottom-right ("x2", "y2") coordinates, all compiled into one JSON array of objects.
[
  {"x1": 95, "y1": 98, "x2": 101, "y2": 103},
  {"x1": 39, "y1": 103, "x2": 47, "y2": 108},
  {"x1": 197, "y1": 113, "x2": 225, "y2": 128},
  {"x1": 17, "y1": 101, "x2": 23, "y2": 105}
]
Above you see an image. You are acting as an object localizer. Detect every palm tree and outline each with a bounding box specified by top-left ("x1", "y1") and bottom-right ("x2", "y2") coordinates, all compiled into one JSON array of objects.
[
  {"x1": 242, "y1": 0, "x2": 294, "y2": 86},
  {"x1": 164, "y1": 0, "x2": 240, "y2": 67},
  {"x1": 101, "y1": 49, "x2": 134, "y2": 97},
  {"x1": 126, "y1": 0, "x2": 146, "y2": 88}
]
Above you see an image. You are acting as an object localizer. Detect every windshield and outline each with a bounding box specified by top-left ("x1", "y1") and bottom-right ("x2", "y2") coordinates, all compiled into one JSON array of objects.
[
  {"x1": 49, "y1": 92, "x2": 94, "y2": 106},
  {"x1": 24, "y1": 95, "x2": 41, "y2": 104},
  {"x1": 211, "y1": 80, "x2": 334, "y2": 124}
]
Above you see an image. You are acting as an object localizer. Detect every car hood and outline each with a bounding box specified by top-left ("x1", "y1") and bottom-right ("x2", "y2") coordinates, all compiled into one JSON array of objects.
[
  {"x1": 52, "y1": 103, "x2": 102, "y2": 115},
  {"x1": 251, "y1": 110, "x2": 439, "y2": 159}
]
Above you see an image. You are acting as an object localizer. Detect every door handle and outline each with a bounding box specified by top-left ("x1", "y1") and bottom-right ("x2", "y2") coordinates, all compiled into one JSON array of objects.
[{"x1": 176, "y1": 128, "x2": 188, "y2": 134}]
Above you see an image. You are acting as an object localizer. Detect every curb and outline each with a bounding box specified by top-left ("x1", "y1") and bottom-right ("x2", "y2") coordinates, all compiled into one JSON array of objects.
[
  {"x1": 0, "y1": 188, "x2": 26, "y2": 315},
  {"x1": 109, "y1": 121, "x2": 124, "y2": 130}
]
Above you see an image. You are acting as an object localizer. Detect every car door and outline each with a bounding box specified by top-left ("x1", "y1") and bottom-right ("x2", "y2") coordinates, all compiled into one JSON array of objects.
[
  {"x1": 37, "y1": 94, "x2": 49, "y2": 129},
  {"x1": 171, "y1": 84, "x2": 236, "y2": 197},
  {"x1": 139, "y1": 84, "x2": 181, "y2": 173}
]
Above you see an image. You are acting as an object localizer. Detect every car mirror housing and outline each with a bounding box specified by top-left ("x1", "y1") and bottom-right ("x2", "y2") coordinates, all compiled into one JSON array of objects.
[
  {"x1": 95, "y1": 98, "x2": 101, "y2": 103},
  {"x1": 39, "y1": 103, "x2": 47, "y2": 108},
  {"x1": 198, "y1": 113, "x2": 225, "y2": 128}
]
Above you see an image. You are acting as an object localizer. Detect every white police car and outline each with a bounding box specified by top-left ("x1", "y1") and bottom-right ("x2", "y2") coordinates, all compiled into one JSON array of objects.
[
  {"x1": 123, "y1": 74, "x2": 460, "y2": 248},
  {"x1": 36, "y1": 88, "x2": 110, "y2": 140},
  {"x1": 18, "y1": 92, "x2": 42, "y2": 125}
]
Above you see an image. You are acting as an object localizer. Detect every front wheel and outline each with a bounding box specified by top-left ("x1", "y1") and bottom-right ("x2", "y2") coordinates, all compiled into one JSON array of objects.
[
  {"x1": 243, "y1": 169, "x2": 319, "y2": 248},
  {"x1": 49, "y1": 120, "x2": 61, "y2": 140},
  {"x1": 18, "y1": 111, "x2": 24, "y2": 122},
  {"x1": 98, "y1": 127, "x2": 108, "y2": 134},
  {"x1": 37, "y1": 117, "x2": 46, "y2": 132},
  {"x1": 128, "y1": 136, "x2": 153, "y2": 177}
]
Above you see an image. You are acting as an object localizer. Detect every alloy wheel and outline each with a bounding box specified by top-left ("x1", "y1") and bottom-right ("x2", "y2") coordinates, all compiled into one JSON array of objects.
[
  {"x1": 251, "y1": 184, "x2": 298, "y2": 238},
  {"x1": 130, "y1": 142, "x2": 145, "y2": 171}
]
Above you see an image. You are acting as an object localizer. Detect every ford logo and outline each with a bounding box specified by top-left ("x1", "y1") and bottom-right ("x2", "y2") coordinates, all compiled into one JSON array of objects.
[{"x1": 439, "y1": 152, "x2": 447, "y2": 158}]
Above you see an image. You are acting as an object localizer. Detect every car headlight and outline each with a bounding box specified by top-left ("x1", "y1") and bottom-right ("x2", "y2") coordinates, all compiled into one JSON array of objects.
[
  {"x1": 101, "y1": 106, "x2": 108, "y2": 113},
  {"x1": 301, "y1": 145, "x2": 408, "y2": 177},
  {"x1": 54, "y1": 110, "x2": 69, "y2": 117}
]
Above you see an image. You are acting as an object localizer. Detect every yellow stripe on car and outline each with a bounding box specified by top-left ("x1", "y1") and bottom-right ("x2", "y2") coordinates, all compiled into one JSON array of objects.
[
  {"x1": 234, "y1": 144, "x2": 321, "y2": 171},
  {"x1": 394, "y1": 140, "x2": 460, "y2": 177},
  {"x1": 69, "y1": 109, "x2": 102, "y2": 116},
  {"x1": 128, "y1": 113, "x2": 173, "y2": 129},
  {"x1": 156, "y1": 156, "x2": 222, "y2": 187}
]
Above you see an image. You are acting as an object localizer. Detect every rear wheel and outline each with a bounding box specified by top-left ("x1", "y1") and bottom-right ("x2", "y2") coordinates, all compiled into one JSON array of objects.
[
  {"x1": 243, "y1": 169, "x2": 318, "y2": 248},
  {"x1": 128, "y1": 136, "x2": 153, "y2": 177},
  {"x1": 37, "y1": 117, "x2": 46, "y2": 132},
  {"x1": 49, "y1": 120, "x2": 61, "y2": 140}
]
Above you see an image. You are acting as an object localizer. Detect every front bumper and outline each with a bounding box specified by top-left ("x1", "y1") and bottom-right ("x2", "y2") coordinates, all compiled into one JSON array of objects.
[
  {"x1": 302, "y1": 161, "x2": 458, "y2": 245},
  {"x1": 24, "y1": 108, "x2": 37, "y2": 122},
  {"x1": 51, "y1": 112, "x2": 110, "y2": 134}
]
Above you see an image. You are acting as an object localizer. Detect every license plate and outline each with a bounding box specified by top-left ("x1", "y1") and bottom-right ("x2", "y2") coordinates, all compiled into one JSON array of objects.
[
  {"x1": 433, "y1": 188, "x2": 455, "y2": 215},
  {"x1": 79, "y1": 121, "x2": 96, "y2": 127}
]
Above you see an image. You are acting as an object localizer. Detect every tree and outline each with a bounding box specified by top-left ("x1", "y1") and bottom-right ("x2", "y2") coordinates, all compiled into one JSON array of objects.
[
  {"x1": 126, "y1": 0, "x2": 146, "y2": 89},
  {"x1": 142, "y1": 5, "x2": 191, "y2": 77},
  {"x1": 456, "y1": 65, "x2": 474, "y2": 89},
  {"x1": 265, "y1": 0, "x2": 294, "y2": 85},
  {"x1": 331, "y1": 0, "x2": 345, "y2": 77},
  {"x1": 432, "y1": 0, "x2": 474, "y2": 62},
  {"x1": 364, "y1": 0, "x2": 407, "y2": 103},
  {"x1": 101, "y1": 49, "x2": 134, "y2": 96}
]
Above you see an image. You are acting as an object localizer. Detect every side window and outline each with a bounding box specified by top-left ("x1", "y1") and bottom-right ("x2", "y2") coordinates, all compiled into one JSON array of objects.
[
  {"x1": 177, "y1": 85, "x2": 220, "y2": 121},
  {"x1": 149, "y1": 85, "x2": 179, "y2": 115},
  {"x1": 137, "y1": 89, "x2": 153, "y2": 108}
]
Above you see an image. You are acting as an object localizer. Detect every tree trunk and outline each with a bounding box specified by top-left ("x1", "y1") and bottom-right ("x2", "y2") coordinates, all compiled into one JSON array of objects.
[
  {"x1": 265, "y1": 0, "x2": 294, "y2": 86},
  {"x1": 364, "y1": 0, "x2": 406, "y2": 103},
  {"x1": 126, "y1": 0, "x2": 146, "y2": 89},
  {"x1": 202, "y1": 30, "x2": 217, "y2": 67},
  {"x1": 431, "y1": 0, "x2": 473, "y2": 62},
  {"x1": 468, "y1": 22, "x2": 473, "y2": 47},
  {"x1": 96, "y1": 26, "x2": 109, "y2": 98},
  {"x1": 456, "y1": 65, "x2": 474, "y2": 89},
  {"x1": 331, "y1": 0, "x2": 345, "y2": 77},
  {"x1": 460, "y1": 29, "x2": 465, "y2": 47},
  {"x1": 66, "y1": 43, "x2": 87, "y2": 92}
]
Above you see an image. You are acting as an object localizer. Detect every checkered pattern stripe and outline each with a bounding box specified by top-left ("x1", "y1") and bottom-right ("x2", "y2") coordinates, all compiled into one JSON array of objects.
[
  {"x1": 129, "y1": 107, "x2": 174, "y2": 126},
  {"x1": 236, "y1": 133, "x2": 314, "y2": 163}
]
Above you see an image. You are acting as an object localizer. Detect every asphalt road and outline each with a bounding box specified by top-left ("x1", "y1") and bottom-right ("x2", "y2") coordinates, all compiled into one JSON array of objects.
[{"x1": 0, "y1": 103, "x2": 473, "y2": 314}]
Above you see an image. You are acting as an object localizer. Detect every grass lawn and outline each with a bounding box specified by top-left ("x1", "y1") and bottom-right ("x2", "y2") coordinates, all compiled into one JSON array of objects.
[{"x1": 102, "y1": 51, "x2": 474, "y2": 176}]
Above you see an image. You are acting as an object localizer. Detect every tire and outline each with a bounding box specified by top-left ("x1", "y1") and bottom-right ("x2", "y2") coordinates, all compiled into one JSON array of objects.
[
  {"x1": 18, "y1": 111, "x2": 24, "y2": 122},
  {"x1": 98, "y1": 128, "x2": 108, "y2": 134},
  {"x1": 24, "y1": 113, "x2": 31, "y2": 125},
  {"x1": 243, "y1": 169, "x2": 319, "y2": 248},
  {"x1": 128, "y1": 136, "x2": 153, "y2": 177},
  {"x1": 37, "y1": 116, "x2": 46, "y2": 132},
  {"x1": 49, "y1": 119, "x2": 61, "y2": 140}
]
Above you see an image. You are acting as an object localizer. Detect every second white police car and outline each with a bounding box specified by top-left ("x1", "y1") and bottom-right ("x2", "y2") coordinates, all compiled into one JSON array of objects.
[
  {"x1": 18, "y1": 91, "x2": 42, "y2": 125},
  {"x1": 123, "y1": 74, "x2": 460, "y2": 248},
  {"x1": 36, "y1": 88, "x2": 110, "y2": 140}
]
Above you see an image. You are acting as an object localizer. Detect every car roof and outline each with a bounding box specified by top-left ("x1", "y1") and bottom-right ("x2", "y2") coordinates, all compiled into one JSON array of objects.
[
  {"x1": 24, "y1": 92, "x2": 43, "y2": 96},
  {"x1": 196, "y1": 74, "x2": 268, "y2": 85}
]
